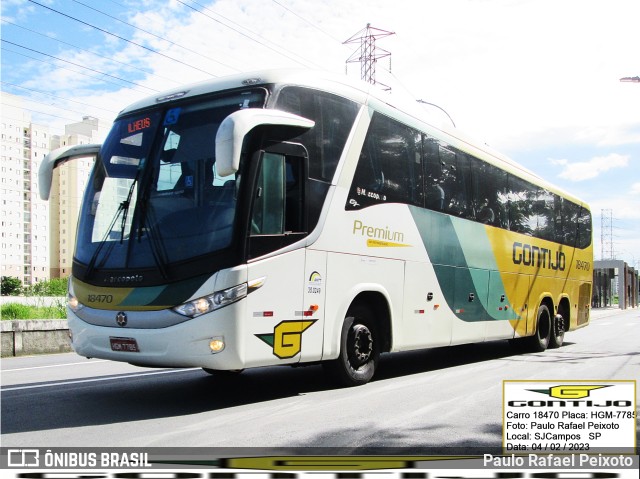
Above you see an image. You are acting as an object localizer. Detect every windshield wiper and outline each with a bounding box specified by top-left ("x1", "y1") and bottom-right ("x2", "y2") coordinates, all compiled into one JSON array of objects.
[
  {"x1": 85, "y1": 168, "x2": 141, "y2": 279},
  {"x1": 135, "y1": 195, "x2": 169, "y2": 280},
  {"x1": 85, "y1": 197, "x2": 127, "y2": 279},
  {"x1": 119, "y1": 169, "x2": 139, "y2": 243}
]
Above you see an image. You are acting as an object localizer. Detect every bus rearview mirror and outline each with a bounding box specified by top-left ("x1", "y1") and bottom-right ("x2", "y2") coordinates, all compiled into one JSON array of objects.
[
  {"x1": 39, "y1": 143, "x2": 101, "y2": 200},
  {"x1": 215, "y1": 109, "x2": 314, "y2": 177}
]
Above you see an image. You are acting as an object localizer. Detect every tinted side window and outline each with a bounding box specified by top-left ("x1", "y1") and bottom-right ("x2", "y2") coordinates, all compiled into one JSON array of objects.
[
  {"x1": 531, "y1": 188, "x2": 555, "y2": 242},
  {"x1": 577, "y1": 207, "x2": 592, "y2": 249},
  {"x1": 470, "y1": 158, "x2": 508, "y2": 227},
  {"x1": 506, "y1": 174, "x2": 535, "y2": 235},
  {"x1": 505, "y1": 174, "x2": 591, "y2": 248},
  {"x1": 423, "y1": 137, "x2": 471, "y2": 218},
  {"x1": 347, "y1": 113, "x2": 423, "y2": 210},
  {"x1": 275, "y1": 86, "x2": 359, "y2": 182}
]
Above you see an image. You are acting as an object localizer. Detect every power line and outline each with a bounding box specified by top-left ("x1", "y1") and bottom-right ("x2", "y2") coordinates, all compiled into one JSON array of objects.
[
  {"x1": 2, "y1": 20, "x2": 182, "y2": 87},
  {"x1": 70, "y1": 0, "x2": 240, "y2": 74},
  {"x1": 1, "y1": 108, "x2": 93, "y2": 127},
  {"x1": 2, "y1": 40, "x2": 159, "y2": 93},
  {"x1": 1, "y1": 47, "x2": 152, "y2": 95},
  {"x1": 0, "y1": 81, "x2": 119, "y2": 115},
  {"x1": 177, "y1": 0, "x2": 322, "y2": 69},
  {"x1": 26, "y1": 0, "x2": 219, "y2": 78},
  {"x1": 1, "y1": 94, "x2": 113, "y2": 125},
  {"x1": 271, "y1": 0, "x2": 345, "y2": 44}
]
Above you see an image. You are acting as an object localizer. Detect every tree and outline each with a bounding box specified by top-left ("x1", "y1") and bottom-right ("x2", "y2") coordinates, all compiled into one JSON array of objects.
[
  {"x1": 25, "y1": 278, "x2": 67, "y2": 296},
  {"x1": 1, "y1": 276, "x2": 23, "y2": 296}
]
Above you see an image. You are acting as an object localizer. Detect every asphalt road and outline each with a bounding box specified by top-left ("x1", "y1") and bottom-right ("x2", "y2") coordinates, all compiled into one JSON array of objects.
[{"x1": 1, "y1": 307, "x2": 638, "y2": 452}]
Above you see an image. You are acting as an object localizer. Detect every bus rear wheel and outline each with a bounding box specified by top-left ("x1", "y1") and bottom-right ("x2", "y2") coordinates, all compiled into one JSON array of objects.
[
  {"x1": 325, "y1": 305, "x2": 380, "y2": 387},
  {"x1": 526, "y1": 304, "x2": 552, "y2": 352},
  {"x1": 549, "y1": 314, "x2": 565, "y2": 348}
]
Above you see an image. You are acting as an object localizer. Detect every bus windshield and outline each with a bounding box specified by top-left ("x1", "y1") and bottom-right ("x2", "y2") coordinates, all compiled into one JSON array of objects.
[{"x1": 75, "y1": 89, "x2": 266, "y2": 277}]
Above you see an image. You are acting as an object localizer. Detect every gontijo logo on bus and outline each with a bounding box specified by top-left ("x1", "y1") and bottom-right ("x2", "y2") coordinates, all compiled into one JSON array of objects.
[
  {"x1": 512, "y1": 241, "x2": 566, "y2": 271},
  {"x1": 352, "y1": 220, "x2": 411, "y2": 248},
  {"x1": 256, "y1": 320, "x2": 317, "y2": 359}
]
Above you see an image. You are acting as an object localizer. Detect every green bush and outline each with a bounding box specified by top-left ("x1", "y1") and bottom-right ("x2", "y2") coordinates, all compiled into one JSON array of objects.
[
  {"x1": 1, "y1": 301, "x2": 67, "y2": 320},
  {"x1": 24, "y1": 277, "x2": 68, "y2": 296}
]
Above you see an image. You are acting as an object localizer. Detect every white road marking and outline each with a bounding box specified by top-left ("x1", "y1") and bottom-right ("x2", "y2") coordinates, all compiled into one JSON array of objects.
[
  {"x1": 2, "y1": 360, "x2": 109, "y2": 372},
  {"x1": 1, "y1": 368, "x2": 199, "y2": 391}
]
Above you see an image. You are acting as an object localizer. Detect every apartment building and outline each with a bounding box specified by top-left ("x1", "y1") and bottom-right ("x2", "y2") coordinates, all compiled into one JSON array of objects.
[
  {"x1": 49, "y1": 116, "x2": 108, "y2": 278},
  {"x1": 1, "y1": 92, "x2": 52, "y2": 285},
  {"x1": 1, "y1": 92, "x2": 109, "y2": 285}
]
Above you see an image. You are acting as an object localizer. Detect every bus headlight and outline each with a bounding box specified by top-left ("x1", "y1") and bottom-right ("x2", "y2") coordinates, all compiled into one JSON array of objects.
[
  {"x1": 173, "y1": 283, "x2": 247, "y2": 318},
  {"x1": 68, "y1": 278, "x2": 84, "y2": 313}
]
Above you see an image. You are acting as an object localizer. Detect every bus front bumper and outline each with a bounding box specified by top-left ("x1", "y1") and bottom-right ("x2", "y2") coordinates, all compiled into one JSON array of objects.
[{"x1": 67, "y1": 307, "x2": 246, "y2": 370}]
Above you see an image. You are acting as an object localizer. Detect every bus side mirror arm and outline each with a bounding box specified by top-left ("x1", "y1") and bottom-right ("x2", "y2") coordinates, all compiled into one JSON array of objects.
[
  {"x1": 39, "y1": 144, "x2": 101, "y2": 200},
  {"x1": 215, "y1": 109, "x2": 314, "y2": 177}
]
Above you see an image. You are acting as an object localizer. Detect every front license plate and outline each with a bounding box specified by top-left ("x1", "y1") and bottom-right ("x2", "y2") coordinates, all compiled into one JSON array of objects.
[{"x1": 110, "y1": 337, "x2": 139, "y2": 352}]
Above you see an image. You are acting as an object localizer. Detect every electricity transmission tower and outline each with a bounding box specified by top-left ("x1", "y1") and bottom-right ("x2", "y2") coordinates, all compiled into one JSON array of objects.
[
  {"x1": 601, "y1": 208, "x2": 615, "y2": 260},
  {"x1": 344, "y1": 24, "x2": 395, "y2": 91}
]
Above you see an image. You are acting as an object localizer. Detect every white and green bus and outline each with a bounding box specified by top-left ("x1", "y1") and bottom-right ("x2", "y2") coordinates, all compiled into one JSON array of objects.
[{"x1": 40, "y1": 69, "x2": 593, "y2": 386}]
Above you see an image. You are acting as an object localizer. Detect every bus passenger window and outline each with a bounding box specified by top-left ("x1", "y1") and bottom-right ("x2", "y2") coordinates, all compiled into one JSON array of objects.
[
  {"x1": 424, "y1": 138, "x2": 444, "y2": 211},
  {"x1": 275, "y1": 86, "x2": 359, "y2": 182},
  {"x1": 577, "y1": 207, "x2": 592, "y2": 248},
  {"x1": 347, "y1": 112, "x2": 422, "y2": 210},
  {"x1": 437, "y1": 145, "x2": 470, "y2": 218},
  {"x1": 470, "y1": 158, "x2": 507, "y2": 227}
]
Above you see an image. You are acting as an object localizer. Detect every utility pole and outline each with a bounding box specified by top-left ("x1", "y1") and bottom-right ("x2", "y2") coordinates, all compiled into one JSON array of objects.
[{"x1": 344, "y1": 24, "x2": 395, "y2": 91}]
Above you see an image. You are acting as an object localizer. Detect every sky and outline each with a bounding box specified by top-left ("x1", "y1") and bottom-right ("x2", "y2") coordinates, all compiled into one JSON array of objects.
[{"x1": 2, "y1": 0, "x2": 639, "y2": 267}]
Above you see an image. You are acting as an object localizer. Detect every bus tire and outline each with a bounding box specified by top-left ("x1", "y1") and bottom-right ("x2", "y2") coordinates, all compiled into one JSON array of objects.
[
  {"x1": 549, "y1": 314, "x2": 565, "y2": 348},
  {"x1": 526, "y1": 304, "x2": 552, "y2": 352},
  {"x1": 325, "y1": 305, "x2": 380, "y2": 387},
  {"x1": 202, "y1": 368, "x2": 244, "y2": 378}
]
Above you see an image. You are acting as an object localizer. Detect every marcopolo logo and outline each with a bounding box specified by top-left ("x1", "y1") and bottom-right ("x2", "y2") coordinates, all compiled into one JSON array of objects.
[{"x1": 529, "y1": 384, "x2": 609, "y2": 399}]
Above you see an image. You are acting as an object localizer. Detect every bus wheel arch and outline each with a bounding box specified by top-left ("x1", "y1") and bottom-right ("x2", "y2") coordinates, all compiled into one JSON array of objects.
[{"x1": 324, "y1": 291, "x2": 391, "y2": 386}]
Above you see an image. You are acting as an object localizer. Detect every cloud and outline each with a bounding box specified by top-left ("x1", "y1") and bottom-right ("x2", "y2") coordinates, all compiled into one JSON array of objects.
[
  {"x1": 632, "y1": 183, "x2": 640, "y2": 195},
  {"x1": 550, "y1": 153, "x2": 629, "y2": 182}
]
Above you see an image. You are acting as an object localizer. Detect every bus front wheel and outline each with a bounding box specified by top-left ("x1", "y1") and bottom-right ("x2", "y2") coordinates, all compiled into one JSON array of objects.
[
  {"x1": 202, "y1": 368, "x2": 244, "y2": 378},
  {"x1": 325, "y1": 305, "x2": 380, "y2": 387}
]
